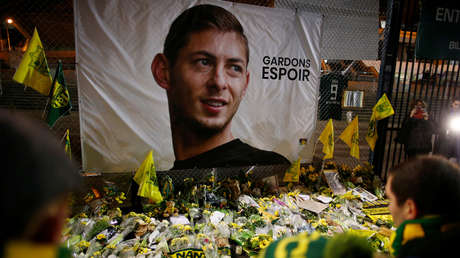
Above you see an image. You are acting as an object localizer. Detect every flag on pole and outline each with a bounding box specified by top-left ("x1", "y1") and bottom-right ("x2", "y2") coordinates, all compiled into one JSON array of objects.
[
  {"x1": 64, "y1": 129, "x2": 72, "y2": 160},
  {"x1": 283, "y1": 158, "x2": 301, "y2": 182},
  {"x1": 365, "y1": 94, "x2": 395, "y2": 150},
  {"x1": 339, "y1": 115, "x2": 360, "y2": 159},
  {"x1": 365, "y1": 112, "x2": 378, "y2": 151},
  {"x1": 373, "y1": 93, "x2": 395, "y2": 120},
  {"x1": 46, "y1": 61, "x2": 71, "y2": 127},
  {"x1": 12, "y1": 28, "x2": 52, "y2": 96},
  {"x1": 318, "y1": 119, "x2": 334, "y2": 159},
  {"x1": 133, "y1": 150, "x2": 163, "y2": 204}
]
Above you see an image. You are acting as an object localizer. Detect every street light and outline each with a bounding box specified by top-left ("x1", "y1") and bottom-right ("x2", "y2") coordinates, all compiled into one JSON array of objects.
[{"x1": 5, "y1": 18, "x2": 13, "y2": 51}]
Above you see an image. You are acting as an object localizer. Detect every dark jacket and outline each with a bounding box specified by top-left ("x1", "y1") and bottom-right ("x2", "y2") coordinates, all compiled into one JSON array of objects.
[{"x1": 396, "y1": 117, "x2": 434, "y2": 156}]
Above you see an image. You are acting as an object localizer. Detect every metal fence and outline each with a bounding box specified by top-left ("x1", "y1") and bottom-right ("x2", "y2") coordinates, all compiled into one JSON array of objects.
[
  {"x1": 373, "y1": 0, "x2": 460, "y2": 179},
  {"x1": 0, "y1": 0, "x2": 385, "y2": 174}
]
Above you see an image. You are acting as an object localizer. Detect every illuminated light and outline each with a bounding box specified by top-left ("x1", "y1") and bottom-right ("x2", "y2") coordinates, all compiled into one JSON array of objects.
[
  {"x1": 6, "y1": 18, "x2": 13, "y2": 24},
  {"x1": 448, "y1": 116, "x2": 460, "y2": 133}
]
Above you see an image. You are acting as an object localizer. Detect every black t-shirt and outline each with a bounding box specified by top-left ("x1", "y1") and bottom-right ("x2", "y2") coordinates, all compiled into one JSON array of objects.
[{"x1": 172, "y1": 139, "x2": 290, "y2": 170}]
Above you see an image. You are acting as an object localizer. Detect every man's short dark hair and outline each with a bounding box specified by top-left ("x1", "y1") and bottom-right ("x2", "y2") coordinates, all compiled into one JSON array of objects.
[
  {"x1": 388, "y1": 155, "x2": 460, "y2": 220},
  {"x1": 163, "y1": 4, "x2": 249, "y2": 67}
]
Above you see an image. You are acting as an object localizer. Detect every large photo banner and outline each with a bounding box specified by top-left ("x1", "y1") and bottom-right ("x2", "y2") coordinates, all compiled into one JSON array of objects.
[{"x1": 75, "y1": 0, "x2": 322, "y2": 171}]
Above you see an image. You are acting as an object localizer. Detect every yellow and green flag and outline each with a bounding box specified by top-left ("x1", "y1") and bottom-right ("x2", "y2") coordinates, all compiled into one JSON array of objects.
[
  {"x1": 373, "y1": 93, "x2": 395, "y2": 120},
  {"x1": 133, "y1": 150, "x2": 163, "y2": 204},
  {"x1": 46, "y1": 61, "x2": 71, "y2": 127},
  {"x1": 339, "y1": 115, "x2": 360, "y2": 159},
  {"x1": 283, "y1": 158, "x2": 301, "y2": 182},
  {"x1": 318, "y1": 119, "x2": 334, "y2": 159},
  {"x1": 365, "y1": 94, "x2": 395, "y2": 150},
  {"x1": 365, "y1": 112, "x2": 378, "y2": 151},
  {"x1": 13, "y1": 28, "x2": 52, "y2": 96},
  {"x1": 64, "y1": 129, "x2": 71, "y2": 160}
]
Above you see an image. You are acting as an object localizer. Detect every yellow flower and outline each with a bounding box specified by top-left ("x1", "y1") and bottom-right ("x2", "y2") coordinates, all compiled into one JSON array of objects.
[
  {"x1": 138, "y1": 247, "x2": 151, "y2": 254},
  {"x1": 173, "y1": 224, "x2": 184, "y2": 231},
  {"x1": 96, "y1": 233, "x2": 106, "y2": 240},
  {"x1": 128, "y1": 211, "x2": 138, "y2": 217},
  {"x1": 319, "y1": 219, "x2": 328, "y2": 226},
  {"x1": 260, "y1": 239, "x2": 270, "y2": 249},
  {"x1": 93, "y1": 251, "x2": 101, "y2": 256},
  {"x1": 106, "y1": 244, "x2": 116, "y2": 249},
  {"x1": 336, "y1": 204, "x2": 342, "y2": 208},
  {"x1": 230, "y1": 223, "x2": 240, "y2": 228},
  {"x1": 77, "y1": 240, "x2": 90, "y2": 248},
  {"x1": 184, "y1": 225, "x2": 192, "y2": 231}
]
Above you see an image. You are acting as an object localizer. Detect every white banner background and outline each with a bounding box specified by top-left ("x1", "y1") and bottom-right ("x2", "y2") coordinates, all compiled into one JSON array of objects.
[{"x1": 75, "y1": 0, "x2": 322, "y2": 171}]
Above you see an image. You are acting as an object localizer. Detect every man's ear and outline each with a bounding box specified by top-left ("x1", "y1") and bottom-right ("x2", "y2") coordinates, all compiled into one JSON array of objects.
[
  {"x1": 151, "y1": 54, "x2": 170, "y2": 90},
  {"x1": 403, "y1": 198, "x2": 418, "y2": 220}
]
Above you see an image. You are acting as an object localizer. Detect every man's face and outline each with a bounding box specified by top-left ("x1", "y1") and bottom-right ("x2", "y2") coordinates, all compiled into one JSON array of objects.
[
  {"x1": 166, "y1": 29, "x2": 249, "y2": 134},
  {"x1": 452, "y1": 100, "x2": 460, "y2": 110},
  {"x1": 386, "y1": 176, "x2": 406, "y2": 227}
]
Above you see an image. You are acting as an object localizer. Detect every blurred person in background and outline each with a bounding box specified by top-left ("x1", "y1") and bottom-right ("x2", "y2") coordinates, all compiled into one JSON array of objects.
[
  {"x1": 436, "y1": 98, "x2": 460, "y2": 162},
  {"x1": 0, "y1": 109, "x2": 82, "y2": 258},
  {"x1": 396, "y1": 99, "x2": 434, "y2": 159}
]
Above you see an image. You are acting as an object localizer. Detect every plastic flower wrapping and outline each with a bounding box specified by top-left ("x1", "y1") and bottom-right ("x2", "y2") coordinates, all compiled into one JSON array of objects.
[{"x1": 63, "y1": 162, "x2": 394, "y2": 257}]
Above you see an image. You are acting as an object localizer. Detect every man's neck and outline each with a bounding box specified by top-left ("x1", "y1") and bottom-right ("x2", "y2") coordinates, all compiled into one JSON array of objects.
[{"x1": 171, "y1": 126, "x2": 234, "y2": 161}]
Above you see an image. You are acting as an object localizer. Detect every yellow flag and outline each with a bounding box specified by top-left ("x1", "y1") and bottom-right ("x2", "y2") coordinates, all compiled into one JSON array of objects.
[
  {"x1": 12, "y1": 28, "x2": 52, "y2": 96},
  {"x1": 64, "y1": 129, "x2": 71, "y2": 160},
  {"x1": 339, "y1": 116, "x2": 360, "y2": 159},
  {"x1": 283, "y1": 158, "x2": 301, "y2": 182},
  {"x1": 318, "y1": 119, "x2": 334, "y2": 159},
  {"x1": 134, "y1": 150, "x2": 163, "y2": 204},
  {"x1": 365, "y1": 112, "x2": 378, "y2": 151},
  {"x1": 373, "y1": 93, "x2": 395, "y2": 120}
]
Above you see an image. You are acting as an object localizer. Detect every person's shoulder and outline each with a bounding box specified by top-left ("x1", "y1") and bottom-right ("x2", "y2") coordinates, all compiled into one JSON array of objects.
[{"x1": 234, "y1": 139, "x2": 291, "y2": 165}]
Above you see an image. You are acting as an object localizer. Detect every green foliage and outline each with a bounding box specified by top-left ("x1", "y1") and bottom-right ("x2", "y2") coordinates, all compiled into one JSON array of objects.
[{"x1": 87, "y1": 218, "x2": 110, "y2": 240}]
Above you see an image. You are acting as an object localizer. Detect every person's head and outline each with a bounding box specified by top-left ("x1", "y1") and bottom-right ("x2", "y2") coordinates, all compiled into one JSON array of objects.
[
  {"x1": 451, "y1": 99, "x2": 460, "y2": 110},
  {"x1": 152, "y1": 4, "x2": 250, "y2": 136},
  {"x1": 411, "y1": 99, "x2": 425, "y2": 110},
  {"x1": 0, "y1": 110, "x2": 81, "y2": 246},
  {"x1": 386, "y1": 155, "x2": 460, "y2": 226}
]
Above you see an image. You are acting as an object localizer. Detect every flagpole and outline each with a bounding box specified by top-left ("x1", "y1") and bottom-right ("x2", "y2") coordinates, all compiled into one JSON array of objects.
[
  {"x1": 60, "y1": 129, "x2": 68, "y2": 144},
  {"x1": 312, "y1": 138, "x2": 319, "y2": 161},
  {"x1": 42, "y1": 60, "x2": 61, "y2": 119}
]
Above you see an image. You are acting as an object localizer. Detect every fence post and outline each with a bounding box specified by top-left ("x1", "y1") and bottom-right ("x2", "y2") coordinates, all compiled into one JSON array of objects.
[{"x1": 373, "y1": 0, "x2": 404, "y2": 178}]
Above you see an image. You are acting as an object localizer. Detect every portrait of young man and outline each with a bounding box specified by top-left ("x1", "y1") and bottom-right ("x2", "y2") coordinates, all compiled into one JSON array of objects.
[{"x1": 151, "y1": 4, "x2": 290, "y2": 170}]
